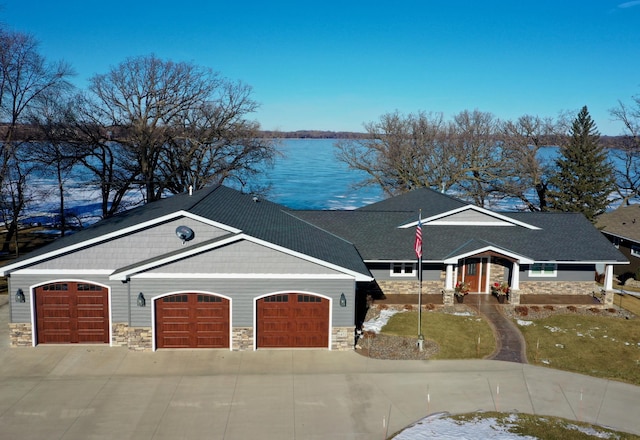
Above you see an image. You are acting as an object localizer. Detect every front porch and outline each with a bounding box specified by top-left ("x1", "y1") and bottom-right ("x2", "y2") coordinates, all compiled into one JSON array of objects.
[{"x1": 372, "y1": 293, "x2": 604, "y2": 307}]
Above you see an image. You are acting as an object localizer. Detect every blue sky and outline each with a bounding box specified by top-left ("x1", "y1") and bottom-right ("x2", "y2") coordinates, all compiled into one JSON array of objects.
[{"x1": 3, "y1": 1, "x2": 640, "y2": 134}]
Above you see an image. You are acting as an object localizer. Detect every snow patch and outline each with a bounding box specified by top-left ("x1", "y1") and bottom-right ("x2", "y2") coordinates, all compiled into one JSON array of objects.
[{"x1": 361, "y1": 309, "x2": 401, "y2": 333}]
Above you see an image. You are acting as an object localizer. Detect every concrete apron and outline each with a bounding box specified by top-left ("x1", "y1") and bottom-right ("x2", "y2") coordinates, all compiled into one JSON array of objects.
[{"x1": 1, "y1": 297, "x2": 639, "y2": 439}]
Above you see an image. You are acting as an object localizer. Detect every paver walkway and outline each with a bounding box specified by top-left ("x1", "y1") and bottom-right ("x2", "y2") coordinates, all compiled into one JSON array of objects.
[{"x1": 467, "y1": 296, "x2": 528, "y2": 363}]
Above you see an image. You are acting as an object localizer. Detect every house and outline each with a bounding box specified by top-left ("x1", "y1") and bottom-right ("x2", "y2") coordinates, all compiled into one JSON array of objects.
[
  {"x1": 596, "y1": 204, "x2": 640, "y2": 281},
  {"x1": 2, "y1": 185, "x2": 627, "y2": 351}
]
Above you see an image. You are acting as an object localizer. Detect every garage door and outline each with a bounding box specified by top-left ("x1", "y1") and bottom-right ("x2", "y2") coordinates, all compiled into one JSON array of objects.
[
  {"x1": 35, "y1": 282, "x2": 109, "y2": 344},
  {"x1": 257, "y1": 293, "x2": 329, "y2": 348},
  {"x1": 155, "y1": 293, "x2": 230, "y2": 348}
]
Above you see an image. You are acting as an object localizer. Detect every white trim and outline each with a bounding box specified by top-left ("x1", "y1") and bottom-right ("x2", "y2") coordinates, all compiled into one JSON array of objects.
[
  {"x1": 109, "y1": 233, "x2": 373, "y2": 282},
  {"x1": 253, "y1": 291, "x2": 333, "y2": 351},
  {"x1": 444, "y1": 246, "x2": 534, "y2": 265},
  {"x1": 151, "y1": 291, "x2": 233, "y2": 352},
  {"x1": 14, "y1": 269, "x2": 114, "y2": 275},
  {"x1": 0, "y1": 211, "x2": 241, "y2": 276},
  {"x1": 29, "y1": 279, "x2": 112, "y2": 347},
  {"x1": 399, "y1": 205, "x2": 541, "y2": 230},
  {"x1": 131, "y1": 273, "x2": 354, "y2": 280}
]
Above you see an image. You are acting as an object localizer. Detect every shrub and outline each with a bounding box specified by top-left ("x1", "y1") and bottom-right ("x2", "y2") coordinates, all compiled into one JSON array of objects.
[
  {"x1": 607, "y1": 308, "x2": 617, "y2": 314},
  {"x1": 404, "y1": 304, "x2": 413, "y2": 311},
  {"x1": 588, "y1": 307, "x2": 600, "y2": 314},
  {"x1": 426, "y1": 303, "x2": 435, "y2": 310},
  {"x1": 567, "y1": 305, "x2": 577, "y2": 312},
  {"x1": 515, "y1": 306, "x2": 528, "y2": 317},
  {"x1": 530, "y1": 306, "x2": 541, "y2": 312},
  {"x1": 544, "y1": 305, "x2": 555, "y2": 311}
]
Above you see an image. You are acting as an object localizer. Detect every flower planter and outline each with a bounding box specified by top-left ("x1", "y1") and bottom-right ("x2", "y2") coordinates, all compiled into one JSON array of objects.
[
  {"x1": 455, "y1": 295, "x2": 464, "y2": 303},
  {"x1": 497, "y1": 295, "x2": 506, "y2": 304}
]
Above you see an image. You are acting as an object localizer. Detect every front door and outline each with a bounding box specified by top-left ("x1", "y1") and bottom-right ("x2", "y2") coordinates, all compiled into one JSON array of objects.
[{"x1": 462, "y1": 258, "x2": 487, "y2": 293}]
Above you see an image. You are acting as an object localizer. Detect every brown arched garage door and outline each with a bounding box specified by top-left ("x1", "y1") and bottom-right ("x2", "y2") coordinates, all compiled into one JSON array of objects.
[
  {"x1": 155, "y1": 293, "x2": 230, "y2": 349},
  {"x1": 257, "y1": 293, "x2": 329, "y2": 348},
  {"x1": 35, "y1": 282, "x2": 109, "y2": 344}
]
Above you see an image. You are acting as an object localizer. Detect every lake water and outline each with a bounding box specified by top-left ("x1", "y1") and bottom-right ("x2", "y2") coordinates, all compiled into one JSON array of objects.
[{"x1": 255, "y1": 139, "x2": 383, "y2": 210}]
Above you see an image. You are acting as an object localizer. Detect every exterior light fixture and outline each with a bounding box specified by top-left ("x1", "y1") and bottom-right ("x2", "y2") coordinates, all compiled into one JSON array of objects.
[
  {"x1": 339, "y1": 293, "x2": 347, "y2": 307},
  {"x1": 15, "y1": 288, "x2": 25, "y2": 303},
  {"x1": 137, "y1": 292, "x2": 146, "y2": 307}
]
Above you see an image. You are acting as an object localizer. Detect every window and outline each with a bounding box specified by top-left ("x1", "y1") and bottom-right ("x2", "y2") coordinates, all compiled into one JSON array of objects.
[
  {"x1": 612, "y1": 237, "x2": 621, "y2": 249},
  {"x1": 264, "y1": 294, "x2": 289, "y2": 303},
  {"x1": 391, "y1": 263, "x2": 415, "y2": 277},
  {"x1": 298, "y1": 295, "x2": 321, "y2": 303},
  {"x1": 632, "y1": 245, "x2": 640, "y2": 257},
  {"x1": 198, "y1": 295, "x2": 221, "y2": 303},
  {"x1": 529, "y1": 263, "x2": 557, "y2": 277},
  {"x1": 43, "y1": 283, "x2": 68, "y2": 291},
  {"x1": 163, "y1": 295, "x2": 188, "y2": 302}
]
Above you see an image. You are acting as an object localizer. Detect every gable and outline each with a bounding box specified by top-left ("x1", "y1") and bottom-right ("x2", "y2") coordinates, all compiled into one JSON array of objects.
[
  {"x1": 13, "y1": 217, "x2": 231, "y2": 272},
  {"x1": 137, "y1": 240, "x2": 346, "y2": 277},
  {"x1": 426, "y1": 209, "x2": 516, "y2": 226}
]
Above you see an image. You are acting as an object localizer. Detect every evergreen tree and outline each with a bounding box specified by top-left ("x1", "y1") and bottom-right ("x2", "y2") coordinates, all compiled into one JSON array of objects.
[{"x1": 547, "y1": 106, "x2": 615, "y2": 221}]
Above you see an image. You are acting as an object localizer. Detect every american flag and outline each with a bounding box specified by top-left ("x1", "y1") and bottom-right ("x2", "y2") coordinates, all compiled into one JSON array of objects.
[{"x1": 414, "y1": 216, "x2": 422, "y2": 259}]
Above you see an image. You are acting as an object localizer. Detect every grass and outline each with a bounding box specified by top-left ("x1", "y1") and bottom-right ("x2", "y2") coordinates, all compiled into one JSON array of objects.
[
  {"x1": 445, "y1": 412, "x2": 640, "y2": 440},
  {"x1": 517, "y1": 313, "x2": 640, "y2": 386},
  {"x1": 381, "y1": 310, "x2": 497, "y2": 359}
]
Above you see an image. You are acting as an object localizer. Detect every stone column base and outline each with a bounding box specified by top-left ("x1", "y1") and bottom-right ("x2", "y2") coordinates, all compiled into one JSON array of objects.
[
  {"x1": 443, "y1": 290, "x2": 454, "y2": 306},
  {"x1": 332, "y1": 326, "x2": 354, "y2": 350},
  {"x1": 9, "y1": 323, "x2": 32, "y2": 347}
]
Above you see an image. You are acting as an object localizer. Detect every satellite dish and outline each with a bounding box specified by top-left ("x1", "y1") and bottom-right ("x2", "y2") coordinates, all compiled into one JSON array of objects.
[{"x1": 175, "y1": 225, "x2": 195, "y2": 244}]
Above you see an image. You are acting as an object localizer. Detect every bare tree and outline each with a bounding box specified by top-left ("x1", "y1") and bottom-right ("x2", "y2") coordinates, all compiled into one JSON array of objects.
[
  {"x1": 449, "y1": 109, "x2": 502, "y2": 207},
  {"x1": 335, "y1": 111, "x2": 456, "y2": 196},
  {"x1": 160, "y1": 81, "x2": 278, "y2": 194},
  {"x1": 88, "y1": 55, "x2": 226, "y2": 202},
  {"x1": 610, "y1": 93, "x2": 640, "y2": 205},
  {"x1": 498, "y1": 115, "x2": 565, "y2": 211},
  {"x1": 0, "y1": 28, "x2": 73, "y2": 251}
]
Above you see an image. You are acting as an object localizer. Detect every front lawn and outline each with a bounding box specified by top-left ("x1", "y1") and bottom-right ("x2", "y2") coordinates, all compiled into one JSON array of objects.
[
  {"x1": 381, "y1": 310, "x2": 497, "y2": 359},
  {"x1": 516, "y1": 313, "x2": 640, "y2": 386}
]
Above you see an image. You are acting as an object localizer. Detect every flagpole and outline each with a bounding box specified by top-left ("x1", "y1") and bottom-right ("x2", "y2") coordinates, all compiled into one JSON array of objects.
[{"x1": 416, "y1": 210, "x2": 424, "y2": 351}]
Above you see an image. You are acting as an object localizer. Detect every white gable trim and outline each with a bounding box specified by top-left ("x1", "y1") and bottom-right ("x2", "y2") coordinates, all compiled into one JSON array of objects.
[
  {"x1": 132, "y1": 273, "x2": 354, "y2": 280},
  {"x1": 0, "y1": 211, "x2": 241, "y2": 276},
  {"x1": 443, "y1": 246, "x2": 534, "y2": 264},
  {"x1": 109, "y1": 233, "x2": 372, "y2": 282},
  {"x1": 400, "y1": 205, "x2": 541, "y2": 230}
]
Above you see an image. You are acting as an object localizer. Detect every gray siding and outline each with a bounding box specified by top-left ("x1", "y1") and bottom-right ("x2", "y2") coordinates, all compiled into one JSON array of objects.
[
  {"x1": 146, "y1": 240, "x2": 342, "y2": 275},
  {"x1": 26, "y1": 217, "x2": 229, "y2": 271},
  {"x1": 435, "y1": 210, "x2": 511, "y2": 224},
  {"x1": 129, "y1": 278, "x2": 355, "y2": 327},
  {"x1": 368, "y1": 262, "x2": 442, "y2": 281},
  {"x1": 520, "y1": 264, "x2": 595, "y2": 282}
]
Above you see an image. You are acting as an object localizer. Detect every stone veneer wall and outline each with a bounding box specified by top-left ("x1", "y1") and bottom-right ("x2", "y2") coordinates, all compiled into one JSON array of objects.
[
  {"x1": 232, "y1": 327, "x2": 253, "y2": 351},
  {"x1": 112, "y1": 323, "x2": 152, "y2": 351},
  {"x1": 376, "y1": 280, "x2": 443, "y2": 295},
  {"x1": 332, "y1": 326, "x2": 354, "y2": 350},
  {"x1": 9, "y1": 323, "x2": 32, "y2": 347},
  {"x1": 519, "y1": 281, "x2": 599, "y2": 296}
]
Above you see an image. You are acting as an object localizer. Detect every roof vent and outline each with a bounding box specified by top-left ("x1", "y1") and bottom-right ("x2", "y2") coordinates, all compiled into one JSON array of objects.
[{"x1": 253, "y1": 196, "x2": 259, "y2": 203}]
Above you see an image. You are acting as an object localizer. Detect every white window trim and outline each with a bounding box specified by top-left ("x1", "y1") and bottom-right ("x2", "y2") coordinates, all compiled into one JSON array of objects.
[
  {"x1": 390, "y1": 263, "x2": 416, "y2": 277},
  {"x1": 631, "y1": 245, "x2": 640, "y2": 257},
  {"x1": 528, "y1": 263, "x2": 557, "y2": 277}
]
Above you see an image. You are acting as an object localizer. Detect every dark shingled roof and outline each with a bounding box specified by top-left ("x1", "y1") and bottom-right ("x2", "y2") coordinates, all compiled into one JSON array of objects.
[
  {"x1": 2, "y1": 185, "x2": 371, "y2": 277},
  {"x1": 3, "y1": 186, "x2": 627, "y2": 277},
  {"x1": 293, "y1": 188, "x2": 627, "y2": 263}
]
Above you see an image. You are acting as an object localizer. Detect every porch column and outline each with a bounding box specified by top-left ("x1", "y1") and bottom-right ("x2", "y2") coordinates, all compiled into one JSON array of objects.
[
  {"x1": 603, "y1": 264, "x2": 615, "y2": 306},
  {"x1": 510, "y1": 261, "x2": 521, "y2": 305},
  {"x1": 445, "y1": 264, "x2": 454, "y2": 290},
  {"x1": 444, "y1": 264, "x2": 455, "y2": 306},
  {"x1": 604, "y1": 264, "x2": 614, "y2": 291},
  {"x1": 511, "y1": 261, "x2": 520, "y2": 290}
]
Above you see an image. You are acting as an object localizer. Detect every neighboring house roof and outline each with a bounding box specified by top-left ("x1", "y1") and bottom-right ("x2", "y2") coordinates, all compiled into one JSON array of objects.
[{"x1": 596, "y1": 204, "x2": 640, "y2": 243}]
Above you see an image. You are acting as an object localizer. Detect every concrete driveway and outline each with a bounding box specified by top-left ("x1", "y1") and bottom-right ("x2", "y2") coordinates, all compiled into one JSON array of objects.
[{"x1": 1, "y1": 295, "x2": 639, "y2": 439}]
